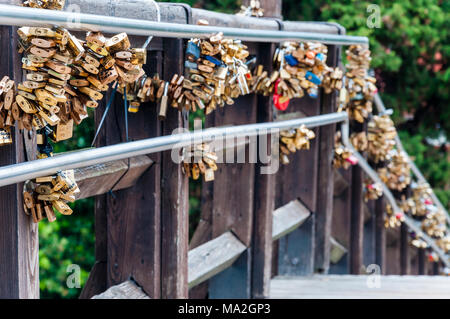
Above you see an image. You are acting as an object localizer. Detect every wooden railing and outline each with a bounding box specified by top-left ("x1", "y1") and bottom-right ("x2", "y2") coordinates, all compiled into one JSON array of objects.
[{"x1": 0, "y1": 0, "x2": 444, "y2": 299}]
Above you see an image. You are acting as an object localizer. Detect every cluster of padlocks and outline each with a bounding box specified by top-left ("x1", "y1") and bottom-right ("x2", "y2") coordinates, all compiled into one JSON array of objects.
[
  {"x1": 23, "y1": 170, "x2": 79, "y2": 223},
  {"x1": 279, "y1": 125, "x2": 316, "y2": 165}
]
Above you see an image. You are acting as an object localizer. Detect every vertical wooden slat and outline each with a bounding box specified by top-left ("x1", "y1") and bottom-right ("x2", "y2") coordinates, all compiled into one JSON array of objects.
[
  {"x1": 208, "y1": 42, "x2": 258, "y2": 298},
  {"x1": 400, "y1": 223, "x2": 410, "y2": 275},
  {"x1": 350, "y1": 164, "x2": 364, "y2": 274},
  {"x1": 330, "y1": 169, "x2": 352, "y2": 274},
  {"x1": 251, "y1": 42, "x2": 276, "y2": 299},
  {"x1": 276, "y1": 97, "x2": 320, "y2": 276},
  {"x1": 374, "y1": 196, "x2": 386, "y2": 274},
  {"x1": 314, "y1": 44, "x2": 339, "y2": 274},
  {"x1": 88, "y1": 50, "x2": 162, "y2": 298},
  {"x1": 0, "y1": 26, "x2": 39, "y2": 299},
  {"x1": 363, "y1": 201, "x2": 376, "y2": 267},
  {"x1": 160, "y1": 38, "x2": 189, "y2": 299},
  {"x1": 418, "y1": 248, "x2": 426, "y2": 275}
]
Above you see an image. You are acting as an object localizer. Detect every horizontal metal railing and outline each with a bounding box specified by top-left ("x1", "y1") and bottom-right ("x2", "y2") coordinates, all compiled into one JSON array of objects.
[
  {"x1": 0, "y1": 112, "x2": 348, "y2": 187},
  {"x1": 0, "y1": 4, "x2": 368, "y2": 45}
]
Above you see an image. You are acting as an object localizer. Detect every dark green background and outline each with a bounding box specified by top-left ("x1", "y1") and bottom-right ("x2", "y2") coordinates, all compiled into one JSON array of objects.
[{"x1": 39, "y1": 0, "x2": 449, "y2": 298}]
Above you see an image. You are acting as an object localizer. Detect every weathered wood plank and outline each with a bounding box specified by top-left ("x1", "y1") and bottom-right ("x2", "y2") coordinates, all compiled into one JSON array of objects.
[
  {"x1": 375, "y1": 196, "x2": 386, "y2": 274},
  {"x1": 350, "y1": 164, "x2": 365, "y2": 274},
  {"x1": 386, "y1": 227, "x2": 401, "y2": 275},
  {"x1": 330, "y1": 168, "x2": 352, "y2": 274},
  {"x1": 272, "y1": 200, "x2": 311, "y2": 241},
  {"x1": 161, "y1": 37, "x2": 189, "y2": 299},
  {"x1": 363, "y1": 201, "x2": 376, "y2": 266},
  {"x1": 418, "y1": 248, "x2": 426, "y2": 275},
  {"x1": 400, "y1": 223, "x2": 410, "y2": 275},
  {"x1": 270, "y1": 275, "x2": 450, "y2": 299},
  {"x1": 275, "y1": 97, "x2": 320, "y2": 277},
  {"x1": 251, "y1": 41, "x2": 277, "y2": 299},
  {"x1": 0, "y1": 25, "x2": 39, "y2": 299},
  {"x1": 188, "y1": 232, "x2": 247, "y2": 288},
  {"x1": 96, "y1": 49, "x2": 161, "y2": 298},
  {"x1": 330, "y1": 237, "x2": 348, "y2": 264},
  {"x1": 314, "y1": 43, "x2": 340, "y2": 273},
  {"x1": 92, "y1": 280, "x2": 150, "y2": 299},
  {"x1": 333, "y1": 170, "x2": 349, "y2": 197},
  {"x1": 74, "y1": 156, "x2": 153, "y2": 199},
  {"x1": 79, "y1": 261, "x2": 107, "y2": 299}
]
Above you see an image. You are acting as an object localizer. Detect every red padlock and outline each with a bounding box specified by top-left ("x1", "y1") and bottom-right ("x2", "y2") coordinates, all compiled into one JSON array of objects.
[
  {"x1": 273, "y1": 79, "x2": 290, "y2": 111},
  {"x1": 424, "y1": 198, "x2": 433, "y2": 205},
  {"x1": 345, "y1": 155, "x2": 358, "y2": 165}
]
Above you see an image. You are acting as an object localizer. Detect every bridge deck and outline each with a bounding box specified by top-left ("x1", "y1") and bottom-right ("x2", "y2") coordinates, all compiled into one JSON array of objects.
[{"x1": 270, "y1": 275, "x2": 450, "y2": 299}]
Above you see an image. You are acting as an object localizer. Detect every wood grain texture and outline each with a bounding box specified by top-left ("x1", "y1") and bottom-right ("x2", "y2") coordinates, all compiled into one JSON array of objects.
[
  {"x1": 400, "y1": 223, "x2": 410, "y2": 275},
  {"x1": 330, "y1": 168, "x2": 352, "y2": 274},
  {"x1": 74, "y1": 156, "x2": 153, "y2": 199},
  {"x1": 350, "y1": 164, "x2": 365, "y2": 274},
  {"x1": 386, "y1": 227, "x2": 401, "y2": 275},
  {"x1": 270, "y1": 275, "x2": 450, "y2": 299},
  {"x1": 251, "y1": 42, "x2": 276, "y2": 299},
  {"x1": 93, "y1": 49, "x2": 161, "y2": 299},
  {"x1": 330, "y1": 237, "x2": 348, "y2": 264},
  {"x1": 188, "y1": 232, "x2": 246, "y2": 288},
  {"x1": 160, "y1": 38, "x2": 189, "y2": 299},
  {"x1": 92, "y1": 280, "x2": 150, "y2": 299},
  {"x1": 0, "y1": 25, "x2": 39, "y2": 299},
  {"x1": 79, "y1": 262, "x2": 107, "y2": 299},
  {"x1": 314, "y1": 43, "x2": 340, "y2": 273},
  {"x1": 375, "y1": 196, "x2": 386, "y2": 274},
  {"x1": 272, "y1": 200, "x2": 310, "y2": 241},
  {"x1": 275, "y1": 96, "x2": 320, "y2": 277}
]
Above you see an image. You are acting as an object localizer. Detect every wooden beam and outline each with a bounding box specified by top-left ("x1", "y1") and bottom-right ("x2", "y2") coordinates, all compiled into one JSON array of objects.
[
  {"x1": 418, "y1": 248, "x2": 426, "y2": 275},
  {"x1": 272, "y1": 200, "x2": 310, "y2": 241},
  {"x1": 92, "y1": 280, "x2": 149, "y2": 299},
  {"x1": 188, "y1": 232, "x2": 247, "y2": 288},
  {"x1": 74, "y1": 156, "x2": 153, "y2": 199}
]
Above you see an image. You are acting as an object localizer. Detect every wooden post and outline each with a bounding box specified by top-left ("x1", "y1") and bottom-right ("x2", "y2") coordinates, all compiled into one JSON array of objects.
[
  {"x1": 418, "y1": 248, "x2": 426, "y2": 275},
  {"x1": 251, "y1": 43, "x2": 276, "y2": 299},
  {"x1": 374, "y1": 196, "x2": 386, "y2": 274},
  {"x1": 363, "y1": 202, "x2": 376, "y2": 266},
  {"x1": 276, "y1": 99, "x2": 320, "y2": 276},
  {"x1": 350, "y1": 164, "x2": 364, "y2": 274},
  {"x1": 207, "y1": 40, "x2": 258, "y2": 298},
  {"x1": 314, "y1": 43, "x2": 340, "y2": 274},
  {"x1": 161, "y1": 38, "x2": 189, "y2": 299},
  {"x1": 330, "y1": 169, "x2": 352, "y2": 274},
  {"x1": 400, "y1": 222, "x2": 410, "y2": 275},
  {"x1": 0, "y1": 26, "x2": 39, "y2": 299},
  {"x1": 86, "y1": 48, "x2": 163, "y2": 299}
]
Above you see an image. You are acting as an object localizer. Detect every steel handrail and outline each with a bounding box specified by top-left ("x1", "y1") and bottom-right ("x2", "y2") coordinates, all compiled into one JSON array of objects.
[
  {"x1": 0, "y1": 4, "x2": 368, "y2": 45},
  {"x1": 0, "y1": 112, "x2": 347, "y2": 187}
]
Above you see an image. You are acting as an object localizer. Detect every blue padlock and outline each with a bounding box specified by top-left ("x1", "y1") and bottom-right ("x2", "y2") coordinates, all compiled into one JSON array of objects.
[
  {"x1": 305, "y1": 71, "x2": 321, "y2": 85},
  {"x1": 284, "y1": 54, "x2": 299, "y2": 66},
  {"x1": 186, "y1": 41, "x2": 200, "y2": 60},
  {"x1": 352, "y1": 93, "x2": 364, "y2": 100},
  {"x1": 307, "y1": 87, "x2": 318, "y2": 98},
  {"x1": 205, "y1": 55, "x2": 222, "y2": 66},
  {"x1": 315, "y1": 53, "x2": 326, "y2": 62},
  {"x1": 185, "y1": 60, "x2": 198, "y2": 70}
]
